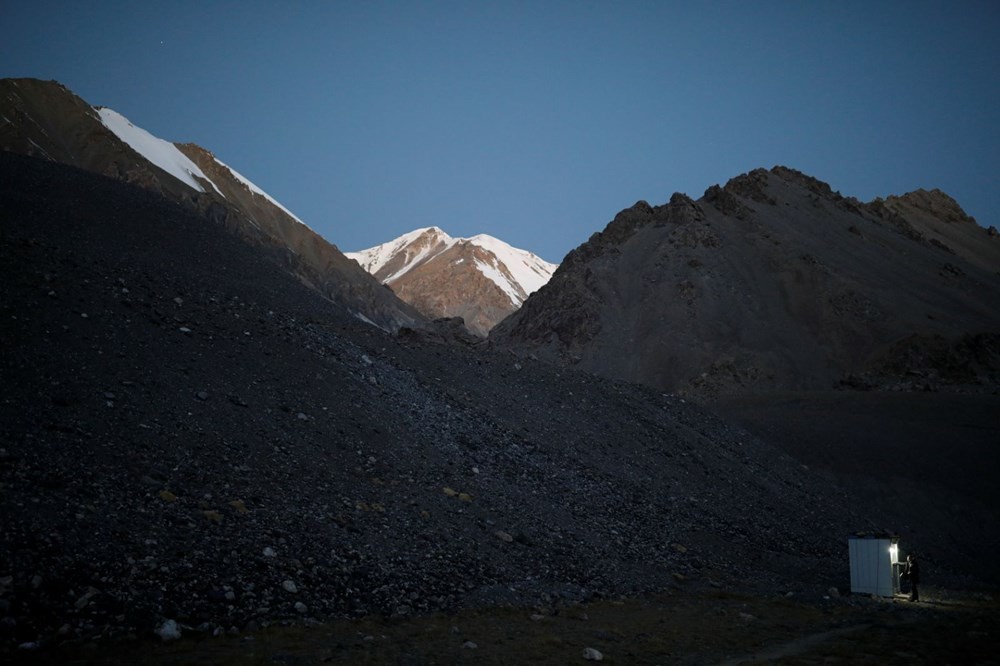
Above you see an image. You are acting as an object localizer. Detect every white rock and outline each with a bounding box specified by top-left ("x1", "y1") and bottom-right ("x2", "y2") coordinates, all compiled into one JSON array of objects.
[
  {"x1": 583, "y1": 646, "x2": 603, "y2": 660},
  {"x1": 294, "y1": 601, "x2": 308, "y2": 613},
  {"x1": 156, "y1": 619, "x2": 182, "y2": 641},
  {"x1": 74, "y1": 588, "x2": 99, "y2": 609},
  {"x1": 263, "y1": 547, "x2": 276, "y2": 557},
  {"x1": 282, "y1": 580, "x2": 298, "y2": 593},
  {"x1": 462, "y1": 640, "x2": 478, "y2": 649}
]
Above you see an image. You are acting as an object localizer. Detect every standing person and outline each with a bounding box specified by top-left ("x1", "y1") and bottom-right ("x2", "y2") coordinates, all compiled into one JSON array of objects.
[{"x1": 904, "y1": 554, "x2": 921, "y2": 602}]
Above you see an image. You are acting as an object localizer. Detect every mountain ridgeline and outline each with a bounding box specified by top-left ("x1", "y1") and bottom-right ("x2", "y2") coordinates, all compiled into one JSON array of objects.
[
  {"x1": 0, "y1": 77, "x2": 424, "y2": 332},
  {"x1": 491, "y1": 167, "x2": 1000, "y2": 396}
]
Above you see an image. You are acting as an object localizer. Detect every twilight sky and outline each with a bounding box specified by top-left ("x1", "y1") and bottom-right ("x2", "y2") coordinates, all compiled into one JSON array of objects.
[{"x1": 4, "y1": 1, "x2": 998, "y2": 263}]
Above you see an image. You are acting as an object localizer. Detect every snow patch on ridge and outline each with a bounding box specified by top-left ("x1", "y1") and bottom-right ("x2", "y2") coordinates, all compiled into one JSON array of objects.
[
  {"x1": 465, "y1": 234, "x2": 554, "y2": 298},
  {"x1": 347, "y1": 227, "x2": 453, "y2": 278},
  {"x1": 473, "y1": 256, "x2": 522, "y2": 304},
  {"x1": 97, "y1": 107, "x2": 311, "y2": 230},
  {"x1": 210, "y1": 156, "x2": 311, "y2": 229},
  {"x1": 352, "y1": 311, "x2": 386, "y2": 331},
  {"x1": 97, "y1": 108, "x2": 224, "y2": 197}
]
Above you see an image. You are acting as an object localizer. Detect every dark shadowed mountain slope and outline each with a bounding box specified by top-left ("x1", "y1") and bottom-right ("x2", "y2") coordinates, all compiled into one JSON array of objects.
[
  {"x1": 8, "y1": 152, "x2": 997, "y2": 655},
  {"x1": 0, "y1": 77, "x2": 423, "y2": 332},
  {"x1": 491, "y1": 167, "x2": 1000, "y2": 396}
]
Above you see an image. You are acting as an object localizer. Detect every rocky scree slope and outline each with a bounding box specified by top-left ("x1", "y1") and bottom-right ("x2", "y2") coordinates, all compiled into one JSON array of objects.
[
  {"x1": 490, "y1": 167, "x2": 1000, "y2": 396},
  {"x1": 0, "y1": 77, "x2": 423, "y2": 332},
  {"x1": 348, "y1": 227, "x2": 558, "y2": 337},
  {"x1": 0, "y1": 153, "x2": 904, "y2": 652}
]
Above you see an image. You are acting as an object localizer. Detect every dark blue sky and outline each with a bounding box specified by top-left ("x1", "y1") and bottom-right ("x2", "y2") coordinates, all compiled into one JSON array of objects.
[{"x1": 4, "y1": 1, "x2": 998, "y2": 263}]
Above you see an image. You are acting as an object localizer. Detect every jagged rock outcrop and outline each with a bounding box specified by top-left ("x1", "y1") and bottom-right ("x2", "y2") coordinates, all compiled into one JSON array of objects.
[
  {"x1": 0, "y1": 77, "x2": 424, "y2": 332},
  {"x1": 491, "y1": 166, "x2": 1000, "y2": 396}
]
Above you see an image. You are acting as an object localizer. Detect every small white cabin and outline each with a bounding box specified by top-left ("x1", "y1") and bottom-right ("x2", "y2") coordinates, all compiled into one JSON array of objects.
[{"x1": 848, "y1": 534, "x2": 900, "y2": 597}]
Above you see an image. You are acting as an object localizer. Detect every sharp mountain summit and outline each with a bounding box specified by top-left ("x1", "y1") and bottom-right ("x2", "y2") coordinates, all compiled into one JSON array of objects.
[{"x1": 347, "y1": 227, "x2": 557, "y2": 337}]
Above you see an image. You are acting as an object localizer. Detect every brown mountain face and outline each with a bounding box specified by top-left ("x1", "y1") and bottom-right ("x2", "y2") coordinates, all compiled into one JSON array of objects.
[
  {"x1": 387, "y1": 241, "x2": 527, "y2": 337},
  {"x1": 362, "y1": 227, "x2": 453, "y2": 283},
  {"x1": 0, "y1": 78, "x2": 424, "y2": 332},
  {"x1": 350, "y1": 227, "x2": 557, "y2": 337},
  {"x1": 490, "y1": 166, "x2": 1000, "y2": 396}
]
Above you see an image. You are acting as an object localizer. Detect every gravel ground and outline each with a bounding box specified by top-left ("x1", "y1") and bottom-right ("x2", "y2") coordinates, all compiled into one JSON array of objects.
[{"x1": 0, "y1": 154, "x2": 993, "y2": 659}]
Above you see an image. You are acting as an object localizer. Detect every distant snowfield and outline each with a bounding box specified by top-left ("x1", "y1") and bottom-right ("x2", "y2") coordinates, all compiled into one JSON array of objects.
[
  {"x1": 97, "y1": 107, "x2": 224, "y2": 197},
  {"x1": 347, "y1": 227, "x2": 558, "y2": 306}
]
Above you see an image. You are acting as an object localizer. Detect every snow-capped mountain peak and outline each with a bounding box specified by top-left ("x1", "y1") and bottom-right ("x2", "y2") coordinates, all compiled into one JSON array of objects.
[
  {"x1": 348, "y1": 227, "x2": 454, "y2": 280},
  {"x1": 346, "y1": 228, "x2": 559, "y2": 336}
]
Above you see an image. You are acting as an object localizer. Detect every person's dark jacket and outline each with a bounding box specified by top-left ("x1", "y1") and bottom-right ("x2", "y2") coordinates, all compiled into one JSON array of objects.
[{"x1": 906, "y1": 559, "x2": 920, "y2": 584}]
